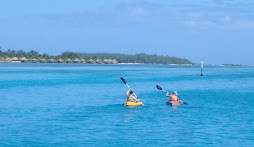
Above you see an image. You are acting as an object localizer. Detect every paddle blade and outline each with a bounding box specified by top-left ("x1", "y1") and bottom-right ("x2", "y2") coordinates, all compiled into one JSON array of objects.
[
  {"x1": 156, "y1": 85, "x2": 162, "y2": 90},
  {"x1": 120, "y1": 77, "x2": 126, "y2": 84}
]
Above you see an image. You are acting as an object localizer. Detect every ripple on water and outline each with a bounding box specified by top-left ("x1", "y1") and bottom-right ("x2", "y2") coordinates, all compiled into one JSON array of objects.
[{"x1": 0, "y1": 64, "x2": 253, "y2": 146}]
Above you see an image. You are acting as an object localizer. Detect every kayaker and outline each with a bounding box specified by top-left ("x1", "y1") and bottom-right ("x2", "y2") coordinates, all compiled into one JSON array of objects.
[
  {"x1": 126, "y1": 88, "x2": 140, "y2": 102},
  {"x1": 166, "y1": 91, "x2": 179, "y2": 101}
]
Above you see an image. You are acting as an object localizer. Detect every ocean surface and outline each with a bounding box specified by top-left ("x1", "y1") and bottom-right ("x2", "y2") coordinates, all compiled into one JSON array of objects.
[{"x1": 0, "y1": 63, "x2": 253, "y2": 146}]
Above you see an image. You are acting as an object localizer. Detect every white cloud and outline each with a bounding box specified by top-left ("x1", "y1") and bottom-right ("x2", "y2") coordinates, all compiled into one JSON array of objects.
[
  {"x1": 36, "y1": 0, "x2": 254, "y2": 30},
  {"x1": 127, "y1": 8, "x2": 152, "y2": 17}
]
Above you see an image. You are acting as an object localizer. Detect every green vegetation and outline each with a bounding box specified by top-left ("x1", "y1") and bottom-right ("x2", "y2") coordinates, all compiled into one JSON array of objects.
[
  {"x1": 77, "y1": 53, "x2": 193, "y2": 64},
  {"x1": 0, "y1": 49, "x2": 78, "y2": 60},
  {"x1": 0, "y1": 49, "x2": 53, "y2": 59},
  {"x1": 59, "y1": 52, "x2": 79, "y2": 60},
  {"x1": 0, "y1": 49, "x2": 193, "y2": 64}
]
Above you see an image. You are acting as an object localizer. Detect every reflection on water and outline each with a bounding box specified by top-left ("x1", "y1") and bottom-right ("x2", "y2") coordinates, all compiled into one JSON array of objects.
[
  {"x1": 123, "y1": 106, "x2": 143, "y2": 121},
  {"x1": 171, "y1": 105, "x2": 178, "y2": 109}
]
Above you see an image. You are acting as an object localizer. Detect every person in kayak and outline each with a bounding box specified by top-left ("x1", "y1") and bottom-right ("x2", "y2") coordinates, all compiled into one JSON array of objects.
[
  {"x1": 126, "y1": 88, "x2": 140, "y2": 102},
  {"x1": 166, "y1": 91, "x2": 179, "y2": 101}
]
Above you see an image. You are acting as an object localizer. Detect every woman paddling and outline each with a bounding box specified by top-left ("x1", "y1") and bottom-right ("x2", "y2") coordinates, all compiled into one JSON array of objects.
[{"x1": 126, "y1": 88, "x2": 140, "y2": 102}]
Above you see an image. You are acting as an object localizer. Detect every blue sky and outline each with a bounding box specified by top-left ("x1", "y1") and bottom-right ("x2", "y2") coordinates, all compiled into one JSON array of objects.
[{"x1": 0, "y1": 0, "x2": 254, "y2": 64}]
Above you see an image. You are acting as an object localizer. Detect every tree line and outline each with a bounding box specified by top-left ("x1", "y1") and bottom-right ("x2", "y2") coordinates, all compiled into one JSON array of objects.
[
  {"x1": 0, "y1": 49, "x2": 80, "y2": 60},
  {"x1": 0, "y1": 49, "x2": 193, "y2": 64},
  {"x1": 78, "y1": 53, "x2": 193, "y2": 64}
]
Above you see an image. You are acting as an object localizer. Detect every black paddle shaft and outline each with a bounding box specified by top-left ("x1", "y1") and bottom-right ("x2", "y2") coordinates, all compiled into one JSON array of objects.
[{"x1": 121, "y1": 77, "x2": 139, "y2": 98}]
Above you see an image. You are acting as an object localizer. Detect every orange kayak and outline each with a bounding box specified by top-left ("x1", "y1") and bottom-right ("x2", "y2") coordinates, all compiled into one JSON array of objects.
[{"x1": 166, "y1": 100, "x2": 181, "y2": 105}]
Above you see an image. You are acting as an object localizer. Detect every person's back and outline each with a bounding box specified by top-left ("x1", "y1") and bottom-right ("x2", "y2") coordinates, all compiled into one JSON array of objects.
[{"x1": 166, "y1": 91, "x2": 179, "y2": 101}]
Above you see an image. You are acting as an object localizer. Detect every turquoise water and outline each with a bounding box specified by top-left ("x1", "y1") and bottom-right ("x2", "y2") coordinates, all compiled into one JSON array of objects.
[{"x1": 0, "y1": 64, "x2": 253, "y2": 146}]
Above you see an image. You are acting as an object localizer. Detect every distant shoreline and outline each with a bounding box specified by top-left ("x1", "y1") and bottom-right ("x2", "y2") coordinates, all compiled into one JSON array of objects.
[
  {"x1": 0, "y1": 62, "x2": 251, "y2": 67},
  {"x1": 0, "y1": 49, "x2": 193, "y2": 65},
  {"x1": 0, "y1": 62, "x2": 193, "y2": 65},
  {"x1": 118, "y1": 63, "x2": 144, "y2": 64}
]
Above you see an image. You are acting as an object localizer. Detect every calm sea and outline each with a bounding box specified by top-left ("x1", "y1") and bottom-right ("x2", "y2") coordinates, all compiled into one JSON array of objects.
[{"x1": 0, "y1": 63, "x2": 253, "y2": 146}]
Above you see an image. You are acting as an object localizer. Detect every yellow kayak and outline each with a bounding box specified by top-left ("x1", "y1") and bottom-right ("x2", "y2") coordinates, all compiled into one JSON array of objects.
[{"x1": 123, "y1": 101, "x2": 143, "y2": 106}]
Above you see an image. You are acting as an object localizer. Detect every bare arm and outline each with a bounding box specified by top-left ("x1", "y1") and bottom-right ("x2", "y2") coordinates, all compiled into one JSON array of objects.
[
  {"x1": 126, "y1": 88, "x2": 131, "y2": 100},
  {"x1": 126, "y1": 88, "x2": 131, "y2": 96},
  {"x1": 166, "y1": 92, "x2": 171, "y2": 97},
  {"x1": 132, "y1": 96, "x2": 140, "y2": 102}
]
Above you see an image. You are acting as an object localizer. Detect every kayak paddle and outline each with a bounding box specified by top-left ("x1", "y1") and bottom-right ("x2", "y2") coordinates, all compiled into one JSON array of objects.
[
  {"x1": 121, "y1": 77, "x2": 131, "y2": 88},
  {"x1": 156, "y1": 85, "x2": 188, "y2": 105},
  {"x1": 156, "y1": 85, "x2": 167, "y2": 93},
  {"x1": 121, "y1": 77, "x2": 138, "y2": 98},
  {"x1": 121, "y1": 77, "x2": 143, "y2": 105}
]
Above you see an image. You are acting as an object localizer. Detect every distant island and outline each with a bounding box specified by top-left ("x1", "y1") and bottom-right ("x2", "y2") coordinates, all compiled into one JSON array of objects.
[
  {"x1": 221, "y1": 64, "x2": 242, "y2": 66},
  {"x1": 0, "y1": 49, "x2": 193, "y2": 65}
]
